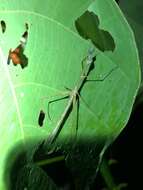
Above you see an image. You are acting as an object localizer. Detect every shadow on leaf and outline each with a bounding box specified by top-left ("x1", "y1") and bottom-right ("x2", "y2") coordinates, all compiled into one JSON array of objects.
[
  {"x1": 75, "y1": 11, "x2": 115, "y2": 52},
  {"x1": 4, "y1": 139, "x2": 75, "y2": 190}
]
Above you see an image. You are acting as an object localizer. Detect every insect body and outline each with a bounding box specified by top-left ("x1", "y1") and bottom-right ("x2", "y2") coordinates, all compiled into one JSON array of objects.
[
  {"x1": 38, "y1": 110, "x2": 45, "y2": 127},
  {"x1": 43, "y1": 47, "x2": 118, "y2": 147},
  {"x1": 44, "y1": 48, "x2": 96, "y2": 145}
]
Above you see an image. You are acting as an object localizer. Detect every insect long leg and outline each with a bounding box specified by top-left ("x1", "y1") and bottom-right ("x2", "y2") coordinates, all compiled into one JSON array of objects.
[
  {"x1": 87, "y1": 65, "x2": 118, "y2": 82},
  {"x1": 40, "y1": 90, "x2": 69, "y2": 119},
  {"x1": 44, "y1": 89, "x2": 77, "y2": 145},
  {"x1": 75, "y1": 96, "x2": 80, "y2": 139},
  {"x1": 81, "y1": 57, "x2": 86, "y2": 72},
  {"x1": 47, "y1": 95, "x2": 69, "y2": 121},
  {"x1": 67, "y1": 93, "x2": 80, "y2": 149},
  {"x1": 76, "y1": 92, "x2": 92, "y2": 114}
]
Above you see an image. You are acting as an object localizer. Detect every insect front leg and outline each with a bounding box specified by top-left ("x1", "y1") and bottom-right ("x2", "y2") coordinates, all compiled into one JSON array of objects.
[{"x1": 86, "y1": 65, "x2": 118, "y2": 82}]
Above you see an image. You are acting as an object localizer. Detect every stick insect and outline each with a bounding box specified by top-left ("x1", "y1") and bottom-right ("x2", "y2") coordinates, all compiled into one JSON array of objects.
[{"x1": 43, "y1": 48, "x2": 117, "y2": 146}]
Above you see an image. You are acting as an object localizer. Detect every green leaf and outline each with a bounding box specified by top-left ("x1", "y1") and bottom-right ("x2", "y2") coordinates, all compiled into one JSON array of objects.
[
  {"x1": 0, "y1": 0, "x2": 140, "y2": 188},
  {"x1": 119, "y1": 0, "x2": 143, "y2": 104},
  {"x1": 119, "y1": 0, "x2": 143, "y2": 73},
  {"x1": 15, "y1": 164, "x2": 58, "y2": 190}
]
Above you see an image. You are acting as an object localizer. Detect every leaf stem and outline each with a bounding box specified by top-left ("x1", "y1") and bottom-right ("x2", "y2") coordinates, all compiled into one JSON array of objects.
[
  {"x1": 35, "y1": 155, "x2": 65, "y2": 166},
  {"x1": 100, "y1": 157, "x2": 118, "y2": 190}
]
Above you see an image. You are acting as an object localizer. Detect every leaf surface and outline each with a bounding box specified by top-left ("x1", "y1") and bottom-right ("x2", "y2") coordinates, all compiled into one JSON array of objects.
[{"x1": 0, "y1": 0, "x2": 140, "y2": 188}]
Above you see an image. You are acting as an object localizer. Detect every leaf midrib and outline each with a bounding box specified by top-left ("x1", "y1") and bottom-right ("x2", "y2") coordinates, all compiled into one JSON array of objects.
[{"x1": 0, "y1": 47, "x2": 24, "y2": 139}]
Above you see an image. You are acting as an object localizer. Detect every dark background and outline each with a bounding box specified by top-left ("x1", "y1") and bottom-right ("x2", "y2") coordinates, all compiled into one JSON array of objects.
[{"x1": 92, "y1": 100, "x2": 143, "y2": 189}]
